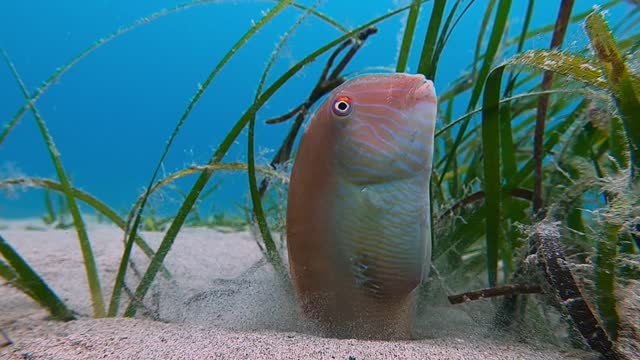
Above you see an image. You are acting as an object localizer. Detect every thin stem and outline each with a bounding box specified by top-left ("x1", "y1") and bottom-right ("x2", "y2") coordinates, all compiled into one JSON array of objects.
[
  {"x1": 2, "y1": 50, "x2": 105, "y2": 318},
  {"x1": 259, "y1": 27, "x2": 378, "y2": 197},
  {"x1": 532, "y1": 0, "x2": 575, "y2": 216},
  {"x1": 438, "y1": 188, "x2": 533, "y2": 220},
  {"x1": 448, "y1": 284, "x2": 543, "y2": 305}
]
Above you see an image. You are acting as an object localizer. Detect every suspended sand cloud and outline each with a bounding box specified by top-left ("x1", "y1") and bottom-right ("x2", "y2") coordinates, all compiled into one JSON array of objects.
[{"x1": 0, "y1": 220, "x2": 595, "y2": 359}]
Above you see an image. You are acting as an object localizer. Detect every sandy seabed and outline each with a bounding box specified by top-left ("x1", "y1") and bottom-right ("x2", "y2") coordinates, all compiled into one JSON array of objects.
[{"x1": 0, "y1": 219, "x2": 596, "y2": 360}]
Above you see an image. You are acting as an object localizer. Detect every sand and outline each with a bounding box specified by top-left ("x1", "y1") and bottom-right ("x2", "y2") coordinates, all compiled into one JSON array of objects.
[{"x1": 0, "y1": 220, "x2": 596, "y2": 359}]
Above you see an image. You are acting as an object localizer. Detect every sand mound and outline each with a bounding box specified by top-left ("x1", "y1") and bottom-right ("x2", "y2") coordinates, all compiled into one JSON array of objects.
[{"x1": 0, "y1": 221, "x2": 594, "y2": 359}]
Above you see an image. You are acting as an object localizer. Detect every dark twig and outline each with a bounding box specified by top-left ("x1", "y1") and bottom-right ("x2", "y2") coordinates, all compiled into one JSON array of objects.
[
  {"x1": 448, "y1": 284, "x2": 543, "y2": 305},
  {"x1": 496, "y1": 179, "x2": 624, "y2": 358},
  {"x1": 513, "y1": 6, "x2": 623, "y2": 358},
  {"x1": 264, "y1": 104, "x2": 305, "y2": 125},
  {"x1": 438, "y1": 188, "x2": 533, "y2": 220},
  {"x1": 0, "y1": 328, "x2": 12, "y2": 347},
  {"x1": 259, "y1": 27, "x2": 378, "y2": 197},
  {"x1": 263, "y1": 29, "x2": 372, "y2": 126},
  {"x1": 532, "y1": 0, "x2": 574, "y2": 217},
  {"x1": 531, "y1": 222, "x2": 622, "y2": 360}
]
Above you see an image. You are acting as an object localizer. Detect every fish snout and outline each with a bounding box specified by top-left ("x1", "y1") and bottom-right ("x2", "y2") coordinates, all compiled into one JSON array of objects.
[
  {"x1": 413, "y1": 79, "x2": 437, "y2": 106},
  {"x1": 408, "y1": 78, "x2": 437, "y2": 130}
]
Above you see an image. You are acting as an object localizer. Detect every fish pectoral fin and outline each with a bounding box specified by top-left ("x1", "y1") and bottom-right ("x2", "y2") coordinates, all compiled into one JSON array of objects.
[{"x1": 351, "y1": 253, "x2": 421, "y2": 300}]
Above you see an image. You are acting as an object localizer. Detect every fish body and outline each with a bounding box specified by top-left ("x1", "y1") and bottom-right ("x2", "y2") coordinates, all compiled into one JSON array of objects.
[{"x1": 286, "y1": 73, "x2": 437, "y2": 339}]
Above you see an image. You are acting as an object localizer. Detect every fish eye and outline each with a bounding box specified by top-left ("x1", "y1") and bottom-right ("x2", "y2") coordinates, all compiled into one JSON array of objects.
[{"x1": 332, "y1": 96, "x2": 352, "y2": 117}]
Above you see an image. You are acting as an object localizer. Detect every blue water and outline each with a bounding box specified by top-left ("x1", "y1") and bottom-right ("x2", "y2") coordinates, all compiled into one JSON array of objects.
[{"x1": 0, "y1": 0, "x2": 632, "y2": 219}]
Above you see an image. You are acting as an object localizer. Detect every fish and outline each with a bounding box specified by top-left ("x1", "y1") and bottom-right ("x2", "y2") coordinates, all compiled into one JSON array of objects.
[{"x1": 286, "y1": 73, "x2": 437, "y2": 339}]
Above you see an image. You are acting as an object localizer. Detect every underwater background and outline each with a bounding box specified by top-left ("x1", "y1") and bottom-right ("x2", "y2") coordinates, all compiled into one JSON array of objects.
[
  {"x1": 0, "y1": 0, "x2": 633, "y2": 219},
  {"x1": 1, "y1": 3, "x2": 639, "y2": 357}
]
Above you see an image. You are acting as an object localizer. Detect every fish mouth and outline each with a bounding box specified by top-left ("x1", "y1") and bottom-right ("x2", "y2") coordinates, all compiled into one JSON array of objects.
[
  {"x1": 413, "y1": 78, "x2": 437, "y2": 105},
  {"x1": 409, "y1": 78, "x2": 438, "y2": 136}
]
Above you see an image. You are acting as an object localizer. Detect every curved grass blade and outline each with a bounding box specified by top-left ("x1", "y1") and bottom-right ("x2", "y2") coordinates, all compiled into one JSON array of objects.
[
  {"x1": 0, "y1": 259, "x2": 17, "y2": 282},
  {"x1": 246, "y1": 2, "x2": 319, "y2": 276},
  {"x1": 122, "y1": 0, "x2": 294, "y2": 260},
  {"x1": 145, "y1": 164, "x2": 287, "y2": 204},
  {"x1": 471, "y1": 0, "x2": 496, "y2": 79},
  {"x1": 497, "y1": 104, "x2": 516, "y2": 277},
  {"x1": 438, "y1": 0, "x2": 512, "y2": 188},
  {"x1": 248, "y1": 110, "x2": 284, "y2": 272},
  {"x1": 0, "y1": 177, "x2": 171, "y2": 280},
  {"x1": 595, "y1": 223, "x2": 621, "y2": 340},
  {"x1": 515, "y1": 0, "x2": 535, "y2": 58},
  {"x1": 435, "y1": 88, "x2": 585, "y2": 138},
  {"x1": 509, "y1": 100, "x2": 591, "y2": 189},
  {"x1": 585, "y1": 11, "x2": 640, "y2": 178},
  {"x1": 0, "y1": 163, "x2": 285, "y2": 301},
  {"x1": 498, "y1": 0, "x2": 535, "y2": 239},
  {"x1": 498, "y1": 0, "x2": 620, "y2": 52},
  {"x1": 1, "y1": 0, "x2": 218, "y2": 147},
  {"x1": 122, "y1": 3, "x2": 418, "y2": 317},
  {"x1": 433, "y1": 0, "x2": 620, "y2": 103},
  {"x1": 494, "y1": 12, "x2": 541, "y2": 267},
  {"x1": 433, "y1": 207, "x2": 485, "y2": 263},
  {"x1": 496, "y1": 51, "x2": 608, "y2": 88},
  {"x1": 0, "y1": 234, "x2": 75, "y2": 321},
  {"x1": 429, "y1": 0, "x2": 475, "y2": 81},
  {"x1": 0, "y1": 0, "x2": 344, "y2": 148},
  {"x1": 441, "y1": 99, "x2": 458, "y2": 198},
  {"x1": 2, "y1": 50, "x2": 105, "y2": 317},
  {"x1": 116, "y1": 0, "x2": 296, "y2": 318},
  {"x1": 469, "y1": 0, "x2": 510, "y2": 109},
  {"x1": 480, "y1": 46, "x2": 612, "y2": 287},
  {"x1": 417, "y1": 0, "x2": 446, "y2": 78},
  {"x1": 584, "y1": 9, "x2": 640, "y2": 339},
  {"x1": 42, "y1": 188, "x2": 56, "y2": 225},
  {"x1": 481, "y1": 67, "x2": 503, "y2": 287},
  {"x1": 287, "y1": 1, "x2": 348, "y2": 33},
  {"x1": 396, "y1": 0, "x2": 423, "y2": 72},
  {"x1": 121, "y1": 0, "x2": 299, "y2": 234}
]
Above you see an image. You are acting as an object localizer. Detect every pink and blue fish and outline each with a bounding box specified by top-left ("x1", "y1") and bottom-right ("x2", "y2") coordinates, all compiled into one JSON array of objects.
[{"x1": 286, "y1": 73, "x2": 437, "y2": 339}]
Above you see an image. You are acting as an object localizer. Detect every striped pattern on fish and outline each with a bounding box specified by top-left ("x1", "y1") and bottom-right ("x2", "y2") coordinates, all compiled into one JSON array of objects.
[{"x1": 286, "y1": 73, "x2": 437, "y2": 339}]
